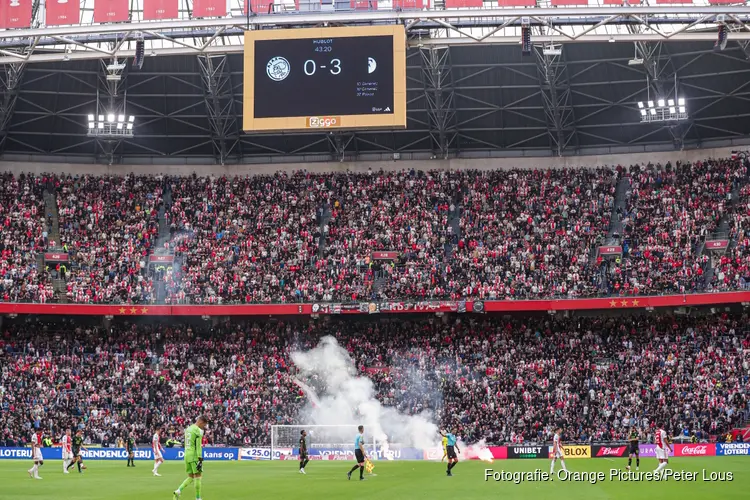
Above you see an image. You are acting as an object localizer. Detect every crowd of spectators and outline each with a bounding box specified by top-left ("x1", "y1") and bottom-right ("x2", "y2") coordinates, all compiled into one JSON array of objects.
[
  {"x1": 323, "y1": 170, "x2": 460, "y2": 301},
  {"x1": 1, "y1": 314, "x2": 747, "y2": 447},
  {"x1": 54, "y1": 174, "x2": 163, "y2": 304},
  {"x1": 165, "y1": 173, "x2": 325, "y2": 304},
  {"x1": 453, "y1": 168, "x2": 616, "y2": 300},
  {"x1": 2, "y1": 156, "x2": 750, "y2": 305},
  {"x1": 0, "y1": 173, "x2": 52, "y2": 303},
  {"x1": 616, "y1": 159, "x2": 745, "y2": 295}
]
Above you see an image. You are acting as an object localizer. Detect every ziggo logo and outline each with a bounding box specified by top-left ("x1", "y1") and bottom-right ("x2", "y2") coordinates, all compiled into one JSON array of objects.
[{"x1": 308, "y1": 116, "x2": 341, "y2": 128}]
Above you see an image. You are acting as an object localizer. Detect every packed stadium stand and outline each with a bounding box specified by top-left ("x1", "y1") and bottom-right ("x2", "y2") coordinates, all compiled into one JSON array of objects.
[
  {"x1": 1, "y1": 314, "x2": 747, "y2": 448},
  {"x1": 0, "y1": 155, "x2": 749, "y2": 451},
  {"x1": 2, "y1": 155, "x2": 750, "y2": 305}
]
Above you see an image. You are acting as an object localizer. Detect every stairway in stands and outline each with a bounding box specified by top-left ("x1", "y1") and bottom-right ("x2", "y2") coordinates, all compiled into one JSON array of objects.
[
  {"x1": 156, "y1": 182, "x2": 173, "y2": 249},
  {"x1": 317, "y1": 203, "x2": 331, "y2": 258},
  {"x1": 43, "y1": 190, "x2": 60, "y2": 245},
  {"x1": 590, "y1": 174, "x2": 631, "y2": 293},
  {"x1": 42, "y1": 188, "x2": 67, "y2": 303}
]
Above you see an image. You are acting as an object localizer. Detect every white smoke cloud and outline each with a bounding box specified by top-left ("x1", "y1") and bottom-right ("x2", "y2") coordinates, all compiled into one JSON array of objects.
[{"x1": 291, "y1": 336, "x2": 439, "y2": 451}]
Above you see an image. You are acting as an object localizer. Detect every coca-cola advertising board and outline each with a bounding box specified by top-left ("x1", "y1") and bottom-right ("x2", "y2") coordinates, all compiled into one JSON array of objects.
[
  {"x1": 593, "y1": 445, "x2": 628, "y2": 458},
  {"x1": 674, "y1": 443, "x2": 716, "y2": 457}
]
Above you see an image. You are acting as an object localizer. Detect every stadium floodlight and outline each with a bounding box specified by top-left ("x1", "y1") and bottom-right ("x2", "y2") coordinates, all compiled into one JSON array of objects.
[
  {"x1": 638, "y1": 102, "x2": 645, "y2": 109},
  {"x1": 640, "y1": 96, "x2": 688, "y2": 123},
  {"x1": 87, "y1": 114, "x2": 94, "y2": 122},
  {"x1": 88, "y1": 111, "x2": 135, "y2": 138}
]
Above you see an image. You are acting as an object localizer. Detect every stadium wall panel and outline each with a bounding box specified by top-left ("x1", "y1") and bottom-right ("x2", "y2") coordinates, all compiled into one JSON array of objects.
[
  {"x1": 3, "y1": 291, "x2": 750, "y2": 316},
  {"x1": 0, "y1": 145, "x2": 744, "y2": 177}
]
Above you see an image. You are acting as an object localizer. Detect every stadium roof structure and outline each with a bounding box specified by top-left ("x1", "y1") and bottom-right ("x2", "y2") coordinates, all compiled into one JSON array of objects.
[{"x1": 1, "y1": 3, "x2": 750, "y2": 165}]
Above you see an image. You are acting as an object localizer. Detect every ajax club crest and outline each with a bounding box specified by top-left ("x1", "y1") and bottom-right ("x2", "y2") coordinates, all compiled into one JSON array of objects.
[{"x1": 266, "y1": 57, "x2": 291, "y2": 82}]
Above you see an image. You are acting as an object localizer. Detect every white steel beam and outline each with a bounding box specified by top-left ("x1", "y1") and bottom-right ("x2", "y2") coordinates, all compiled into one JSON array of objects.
[
  {"x1": 4, "y1": 32, "x2": 750, "y2": 65},
  {"x1": 0, "y1": 7, "x2": 749, "y2": 40}
]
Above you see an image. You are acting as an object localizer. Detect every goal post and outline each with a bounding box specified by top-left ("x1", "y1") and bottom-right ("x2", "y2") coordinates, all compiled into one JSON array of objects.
[{"x1": 270, "y1": 425, "x2": 376, "y2": 461}]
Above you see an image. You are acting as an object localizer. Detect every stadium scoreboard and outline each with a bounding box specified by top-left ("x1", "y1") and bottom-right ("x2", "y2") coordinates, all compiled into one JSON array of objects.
[{"x1": 243, "y1": 26, "x2": 406, "y2": 132}]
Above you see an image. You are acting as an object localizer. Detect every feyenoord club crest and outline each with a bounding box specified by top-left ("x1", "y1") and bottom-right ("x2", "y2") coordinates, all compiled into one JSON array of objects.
[{"x1": 266, "y1": 57, "x2": 290, "y2": 82}]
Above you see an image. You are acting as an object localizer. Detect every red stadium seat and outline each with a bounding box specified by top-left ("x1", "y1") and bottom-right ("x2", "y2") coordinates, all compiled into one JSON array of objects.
[
  {"x1": 550, "y1": 0, "x2": 587, "y2": 5},
  {"x1": 496, "y1": 0, "x2": 536, "y2": 6},
  {"x1": 350, "y1": 0, "x2": 378, "y2": 9},
  {"x1": 444, "y1": 0, "x2": 484, "y2": 7},
  {"x1": 392, "y1": 0, "x2": 427, "y2": 9}
]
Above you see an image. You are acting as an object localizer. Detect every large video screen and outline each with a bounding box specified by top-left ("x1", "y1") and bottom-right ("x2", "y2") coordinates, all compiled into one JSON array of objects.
[{"x1": 243, "y1": 26, "x2": 406, "y2": 132}]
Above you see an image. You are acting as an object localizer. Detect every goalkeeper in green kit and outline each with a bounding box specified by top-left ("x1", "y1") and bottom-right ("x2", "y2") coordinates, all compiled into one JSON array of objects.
[{"x1": 173, "y1": 416, "x2": 208, "y2": 500}]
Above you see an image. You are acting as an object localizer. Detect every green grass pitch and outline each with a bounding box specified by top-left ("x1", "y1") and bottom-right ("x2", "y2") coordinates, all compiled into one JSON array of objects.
[{"x1": 2, "y1": 457, "x2": 748, "y2": 500}]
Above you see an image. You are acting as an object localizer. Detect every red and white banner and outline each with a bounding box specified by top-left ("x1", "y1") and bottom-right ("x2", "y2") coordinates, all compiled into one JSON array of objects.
[
  {"x1": 45, "y1": 0, "x2": 80, "y2": 26},
  {"x1": 0, "y1": 0, "x2": 33, "y2": 29},
  {"x1": 488, "y1": 446, "x2": 508, "y2": 460},
  {"x1": 372, "y1": 251, "x2": 399, "y2": 260},
  {"x1": 94, "y1": 0, "x2": 130, "y2": 24},
  {"x1": 705, "y1": 240, "x2": 729, "y2": 250},
  {"x1": 599, "y1": 246, "x2": 623, "y2": 255},
  {"x1": 674, "y1": 443, "x2": 716, "y2": 457},
  {"x1": 2, "y1": 291, "x2": 750, "y2": 317},
  {"x1": 245, "y1": 0, "x2": 274, "y2": 13},
  {"x1": 149, "y1": 255, "x2": 175, "y2": 263},
  {"x1": 143, "y1": 0, "x2": 178, "y2": 20},
  {"x1": 193, "y1": 0, "x2": 227, "y2": 18},
  {"x1": 44, "y1": 253, "x2": 69, "y2": 262}
]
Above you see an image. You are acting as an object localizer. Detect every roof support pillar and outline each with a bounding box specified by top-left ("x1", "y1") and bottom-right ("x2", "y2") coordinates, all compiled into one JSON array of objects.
[
  {"x1": 197, "y1": 54, "x2": 240, "y2": 165},
  {"x1": 534, "y1": 44, "x2": 578, "y2": 156},
  {"x1": 420, "y1": 46, "x2": 457, "y2": 159},
  {"x1": 0, "y1": 63, "x2": 26, "y2": 154}
]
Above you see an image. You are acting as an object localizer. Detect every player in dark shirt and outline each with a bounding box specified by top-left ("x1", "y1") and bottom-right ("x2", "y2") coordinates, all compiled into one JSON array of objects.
[
  {"x1": 626, "y1": 427, "x2": 640, "y2": 471},
  {"x1": 66, "y1": 430, "x2": 87, "y2": 473},
  {"x1": 298, "y1": 430, "x2": 310, "y2": 474},
  {"x1": 126, "y1": 434, "x2": 137, "y2": 467}
]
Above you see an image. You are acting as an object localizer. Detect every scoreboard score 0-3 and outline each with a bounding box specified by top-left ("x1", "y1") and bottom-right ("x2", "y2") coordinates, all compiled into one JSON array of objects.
[{"x1": 243, "y1": 25, "x2": 406, "y2": 132}]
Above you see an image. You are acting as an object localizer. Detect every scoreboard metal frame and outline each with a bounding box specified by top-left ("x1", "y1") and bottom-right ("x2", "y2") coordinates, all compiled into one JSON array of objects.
[{"x1": 242, "y1": 25, "x2": 407, "y2": 133}]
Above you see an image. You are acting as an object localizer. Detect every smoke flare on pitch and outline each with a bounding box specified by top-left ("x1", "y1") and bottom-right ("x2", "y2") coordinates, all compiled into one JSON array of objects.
[{"x1": 291, "y1": 336, "x2": 439, "y2": 451}]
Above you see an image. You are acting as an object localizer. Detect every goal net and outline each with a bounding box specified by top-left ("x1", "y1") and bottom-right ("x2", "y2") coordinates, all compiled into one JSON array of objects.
[{"x1": 271, "y1": 425, "x2": 376, "y2": 461}]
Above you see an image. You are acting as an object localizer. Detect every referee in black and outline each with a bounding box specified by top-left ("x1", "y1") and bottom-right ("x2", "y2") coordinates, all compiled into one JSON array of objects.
[{"x1": 299, "y1": 430, "x2": 310, "y2": 474}]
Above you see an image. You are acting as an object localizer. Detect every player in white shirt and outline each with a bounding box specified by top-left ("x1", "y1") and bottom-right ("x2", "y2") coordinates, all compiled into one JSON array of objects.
[
  {"x1": 653, "y1": 423, "x2": 672, "y2": 477},
  {"x1": 152, "y1": 428, "x2": 164, "y2": 476},
  {"x1": 550, "y1": 427, "x2": 568, "y2": 474},
  {"x1": 61, "y1": 429, "x2": 73, "y2": 474},
  {"x1": 27, "y1": 430, "x2": 44, "y2": 480}
]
